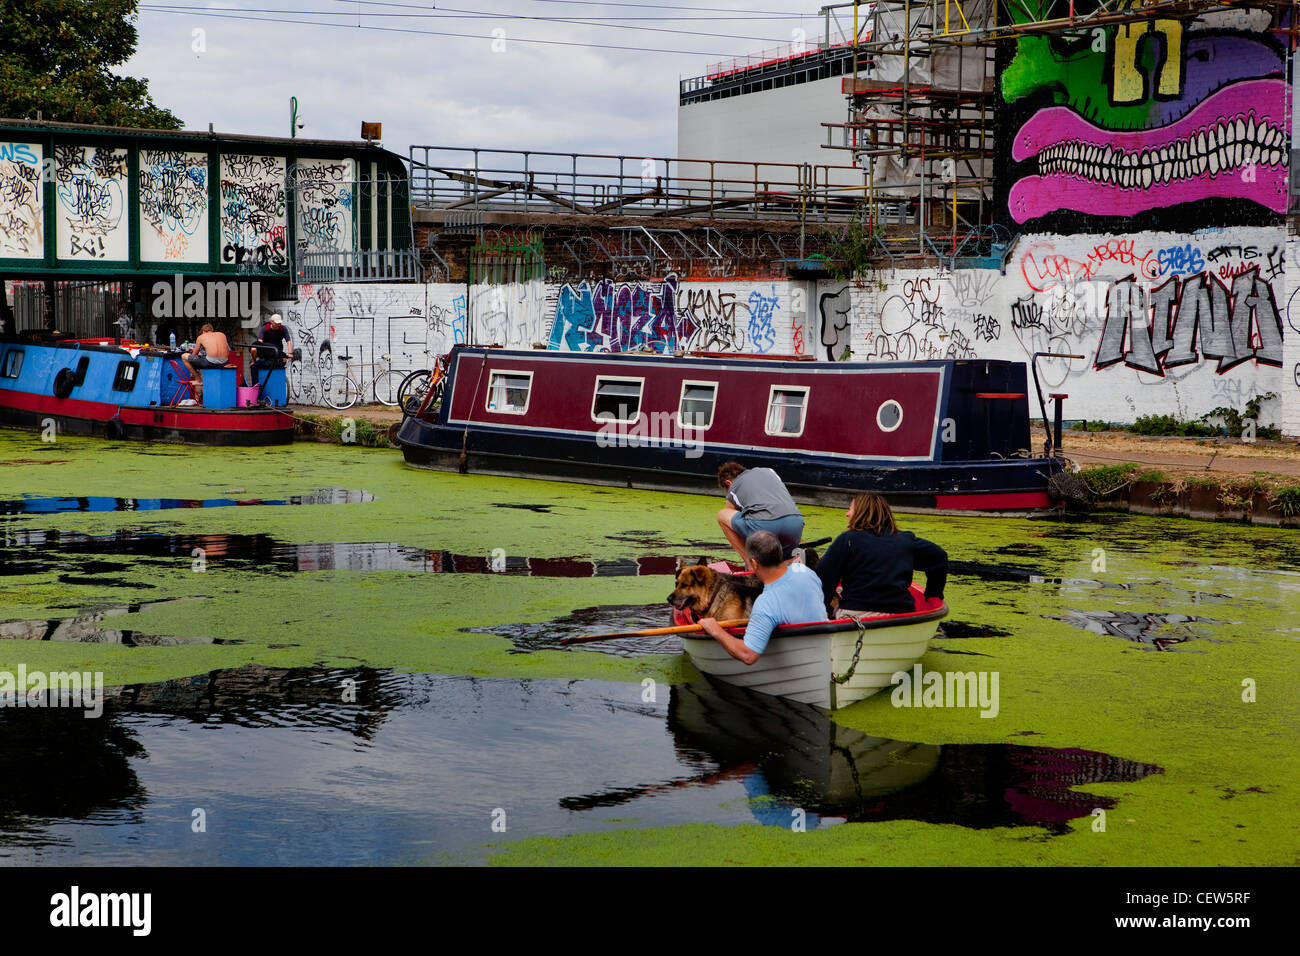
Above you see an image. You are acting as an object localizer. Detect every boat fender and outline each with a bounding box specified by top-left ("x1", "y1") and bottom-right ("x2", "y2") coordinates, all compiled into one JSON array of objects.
[
  {"x1": 52, "y1": 367, "x2": 76, "y2": 399},
  {"x1": 106, "y1": 417, "x2": 126, "y2": 441}
]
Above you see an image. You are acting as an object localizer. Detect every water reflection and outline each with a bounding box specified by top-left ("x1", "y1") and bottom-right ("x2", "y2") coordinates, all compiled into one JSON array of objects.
[
  {"x1": 0, "y1": 666, "x2": 1163, "y2": 863},
  {"x1": 0, "y1": 488, "x2": 374, "y2": 515}
]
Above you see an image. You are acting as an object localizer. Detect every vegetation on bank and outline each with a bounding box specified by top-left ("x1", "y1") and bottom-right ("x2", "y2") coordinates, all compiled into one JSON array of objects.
[
  {"x1": 1074, "y1": 392, "x2": 1283, "y2": 441},
  {"x1": 1074, "y1": 461, "x2": 1300, "y2": 520},
  {"x1": 293, "y1": 413, "x2": 397, "y2": 448}
]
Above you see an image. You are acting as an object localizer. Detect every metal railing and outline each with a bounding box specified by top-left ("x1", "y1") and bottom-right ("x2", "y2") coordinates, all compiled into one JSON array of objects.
[
  {"x1": 297, "y1": 249, "x2": 422, "y2": 284},
  {"x1": 408, "y1": 146, "x2": 867, "y2": 223}
]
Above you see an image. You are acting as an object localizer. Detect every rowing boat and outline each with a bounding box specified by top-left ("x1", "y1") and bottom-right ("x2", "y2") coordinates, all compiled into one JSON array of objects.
[{"x1": 674, "y1": 583, "x2": 948, "y2": 709}]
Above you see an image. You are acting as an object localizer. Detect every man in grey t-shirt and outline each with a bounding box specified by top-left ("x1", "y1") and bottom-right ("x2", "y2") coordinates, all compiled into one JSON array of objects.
[{"x1": 715, "y1": 461, "x2": 805, "y2": 562}]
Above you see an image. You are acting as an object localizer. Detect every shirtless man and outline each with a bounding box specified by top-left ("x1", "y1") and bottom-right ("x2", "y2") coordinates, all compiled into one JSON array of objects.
[{"x1": 182, "y1": 323, "x2": 230, "y2": 403}]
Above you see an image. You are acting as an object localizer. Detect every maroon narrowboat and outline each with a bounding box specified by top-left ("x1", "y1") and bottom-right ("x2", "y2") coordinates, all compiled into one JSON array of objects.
[{"x1": 395, "y1": 346, "x2": 1063, "y2": 512}]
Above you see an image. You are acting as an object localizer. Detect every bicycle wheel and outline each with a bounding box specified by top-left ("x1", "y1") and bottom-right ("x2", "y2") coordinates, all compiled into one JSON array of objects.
[
  {"x1": 323, "y1": 374, "x2": 359, "y2": 410},
  {"x1": 397, "y1": 369, "x2": 432, "y2": 414},
  {"x1": 373, "y1": 370, "x2": 406, "y2": 407}
]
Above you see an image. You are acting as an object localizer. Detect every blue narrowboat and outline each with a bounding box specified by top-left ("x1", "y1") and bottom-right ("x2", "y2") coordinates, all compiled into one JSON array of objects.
[
  {"x1": 0, "y1": 336, "x2": 293, "y2": 444},
  {"x1": 396, "y1": 346, "x2": 1064, "y2": 512}
]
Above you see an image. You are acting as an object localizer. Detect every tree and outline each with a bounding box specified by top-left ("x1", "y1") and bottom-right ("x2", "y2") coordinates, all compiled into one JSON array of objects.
[{"x1": 0, "y1": 0, "x2": 182, "y2": 129}]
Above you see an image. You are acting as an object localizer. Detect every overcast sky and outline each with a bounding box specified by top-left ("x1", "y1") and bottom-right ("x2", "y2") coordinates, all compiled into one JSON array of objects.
[{"x1": 126, "y1": 1, "x2": 835, "y2": 162}]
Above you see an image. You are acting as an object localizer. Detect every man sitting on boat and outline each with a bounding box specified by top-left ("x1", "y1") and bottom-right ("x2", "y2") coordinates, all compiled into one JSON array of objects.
[
  {"x1": 699, "y1": 530, "x2": 826, "y2": 666},
  {"x1": 182, "y1": 323, "x2": 231, "y2": 404},
  {"x1": 716, "y1": 462, "x2": 805, "y2": 563}
]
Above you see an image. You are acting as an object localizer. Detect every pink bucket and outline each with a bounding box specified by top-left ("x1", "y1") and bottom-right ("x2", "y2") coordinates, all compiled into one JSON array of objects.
[{"x1": 236, "y1": 386, "x2": 260, "y2": 407}]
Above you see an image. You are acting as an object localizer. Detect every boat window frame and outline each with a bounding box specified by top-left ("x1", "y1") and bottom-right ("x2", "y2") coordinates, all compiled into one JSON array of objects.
[
  {"x1": 112, "y1": 360, "x2": 140, "y2": 392},
  {"x1": 764, "y1": 384, "x2": 809, "y2": 438},
  {"x1": 676, "y1": 379, "x2": 718, "y2": 431},
  {"x1": 0, "y1": 349, "x2": 22, "y2": 379},
  {"x1": 590, "y1": 375, "x2": 645, "y2": 426},
  {"x1": 484, "y1": 368, "x2": 534, "y2": 416},
  {"x1": 876, "y1": 399, "x2": 903, "y2": 433}
]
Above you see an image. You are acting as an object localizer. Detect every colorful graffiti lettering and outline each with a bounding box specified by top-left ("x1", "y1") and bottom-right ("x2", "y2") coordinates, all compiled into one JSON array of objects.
[{"x1": 549, "y1": 275, "x2": 697, "y2": 353}]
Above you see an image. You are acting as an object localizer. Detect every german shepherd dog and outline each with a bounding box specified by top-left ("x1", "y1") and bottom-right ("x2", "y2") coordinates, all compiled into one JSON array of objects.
[{"x1": 667, "y1": 558, "x2": 765, "y2": 622}]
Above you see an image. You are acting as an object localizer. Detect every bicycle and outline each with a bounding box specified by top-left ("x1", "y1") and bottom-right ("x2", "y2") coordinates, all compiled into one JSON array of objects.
[
  {"x1": 322, "y1": 352, "x2": 407, "y2": 410},
  {"x1": 396, "y1": 353, "x2": 447, "y2": 416}
]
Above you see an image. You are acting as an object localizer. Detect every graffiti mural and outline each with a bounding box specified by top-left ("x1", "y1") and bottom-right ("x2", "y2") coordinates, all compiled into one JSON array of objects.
[
  {"x1": 295, "y1": 158, "x2": 354, "y2": 254},
  {"x1": 54, "y1": 145, "x2": 129, "y2": 261},
  {"x1": 1000, "y1": 4, "x2": 1289, "y2": 231},
  {"x1": 818, "y1": 286, "x2": 851, "y2": 361},
  {"x1": 220, "y1": 154, "x2": 287, "y2": 269},
  {"x1": 0, "y1": 142, "x2": 43, "y2": 259},
  {"x1": 139, "y1": 149, "x2": 209, "y2": 263},
  {"x1": 549, "y1": 274, "x2": 697, "y2": 352}
]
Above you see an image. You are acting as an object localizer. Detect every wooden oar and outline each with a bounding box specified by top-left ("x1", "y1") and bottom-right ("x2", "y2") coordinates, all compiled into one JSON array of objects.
[{"x1": 561, "y1": 618, "x2": 748, "y2": 645}]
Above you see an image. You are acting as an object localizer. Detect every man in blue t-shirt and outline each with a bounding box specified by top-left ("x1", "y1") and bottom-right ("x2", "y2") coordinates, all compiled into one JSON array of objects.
[{"x1": 699, "y1": 530, "x2": 827, "y2": 665}]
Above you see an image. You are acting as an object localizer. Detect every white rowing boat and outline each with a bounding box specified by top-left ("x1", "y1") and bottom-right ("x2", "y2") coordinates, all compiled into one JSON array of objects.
[{"x1": 677, "y1": 585, "x2": 948, "y2": 709}]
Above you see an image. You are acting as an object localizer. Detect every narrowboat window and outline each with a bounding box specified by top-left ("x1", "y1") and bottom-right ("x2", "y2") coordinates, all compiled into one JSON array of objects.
[
  {"x1": 591, "y1": 377, "x2": 643, "y2": 424},
  {"x1": 113, "y1": 361, "x2": 140, "y2": 392},
  {"x1": 678, "y1": 381, "x2": 717, "y2": 430},
  {"x1": 765, "y1": 386, "x2": 808, "y2": 436},
  {"x1": 1, "y1": 349, "x2": 22, "y2": 379},
  {"x1": 486, "y1": 371, "x2": 532, "y2": 414},
  {"x1": 876, "y1": 399, "x2": 903, "y2": 432}
]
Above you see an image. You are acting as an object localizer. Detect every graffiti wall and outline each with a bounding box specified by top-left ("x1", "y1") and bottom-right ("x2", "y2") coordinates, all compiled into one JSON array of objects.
[
  {"x1": 0, "y1": 142, "x2": 42, "y2": 259},
  {"x1": 220, "y1": 154, "x2": 287, "y2": 270},
  {"x1": 544, "y1": 276, "x2": 803, "y2": 356},
  {"x1": 262, "y1": 260, "x2": 1294, "y2": 433},
  {"x1": 295, "y1": 158, "x2": 355, "y2": 254},
  {"x1": 265, "y1": 283, "x2": 463, "y2": 407},
  {"x1": 54, "y1": 145, "x2": 129, "y2": 261},
  {"x1": 999, "y1": 5, "x2": 1288, "y2": 233},
  {"x1": 856, "y1": 228, "x2": 1289, "y2": 426},
  {"x1": 138, "y1": 149, "x2": 209, "y2": 264}
]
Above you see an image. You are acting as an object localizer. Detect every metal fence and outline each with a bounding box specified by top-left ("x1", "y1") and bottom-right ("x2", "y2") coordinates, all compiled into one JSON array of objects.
[
  {"x1": 10, "y1": 281, "x2": 131, "y2": 340},
  {"x1": 408, "y1": 146, "x2": 866, "y2": 223},
  {"x1": 297, "y1": 249, "x2": 422, "y2": 284}
]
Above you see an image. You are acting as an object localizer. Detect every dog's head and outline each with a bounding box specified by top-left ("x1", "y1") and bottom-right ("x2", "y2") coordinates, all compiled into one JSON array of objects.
[{"x1": 667, "y1": 564, "x2": 715, "y2": 611}]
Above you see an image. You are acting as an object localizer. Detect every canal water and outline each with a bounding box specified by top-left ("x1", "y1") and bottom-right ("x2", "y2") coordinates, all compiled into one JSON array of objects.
[{"x1": 0, "y1": 432, "x2": 1295, "y2": 865}]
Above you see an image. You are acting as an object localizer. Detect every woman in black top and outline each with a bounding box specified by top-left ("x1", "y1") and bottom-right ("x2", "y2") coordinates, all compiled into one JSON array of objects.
[{"x1": 816, "y1": 492, "x2": 947, "y2": 616}]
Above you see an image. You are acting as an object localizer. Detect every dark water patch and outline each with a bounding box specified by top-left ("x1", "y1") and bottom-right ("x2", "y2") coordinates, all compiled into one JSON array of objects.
[
  {"x1": 932, "y1": 648, "x2": 993, "y2": 657},
  {"x1": 996, "y1": 543, "x2": 1050, "y2": 557},
  {"x1": 490, "y1": 503, "x2": 556, "y2": 514},
  {"x1": 936, "y1": 621, "x2": 1012, "y2": 640},
  {"x1": 465, "y1": 604, "x2": 680, "y2": 657},
  {"x1": 0, "y1": 488, "x2": 374, "y2": 516},
  {"x1": 565, "y1": 679, "x2": 1162, "y2": 834},
  {"x1": 949, "y1": 560, "x2": 1044, "y2": 583},
  {"x1": 605, "y1": 529, "x2": 671, "y2": 547},
  {"x1": 58, "y1": 575, "x2": 156, "y2": 589},
  {"x1": 1047, "y1": 610, "x2": 1220, "y2": 650},
  {"x1": 0, "y1": 667, "x2": 1162, "y2": 862},
  {"x1": 1, "y1": 530, "x2": 681, "y2": 579}
]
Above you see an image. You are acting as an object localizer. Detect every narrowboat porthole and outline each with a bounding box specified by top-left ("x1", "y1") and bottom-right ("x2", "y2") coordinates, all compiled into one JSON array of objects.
[
  {"x1": 113, "y1": 360, "x2": 140, "y2": 392},
  {"x1": 1, "y1": 349, "x2": 22, "y2": 378},
  {"x1": 877, "y1": 399, "x2": 903, "y2": 432},
  {"x1": 678, "y1": 381, "x2": 717, "y2": 430},
  {"x1": 485, "y1": 370, "x2": 533, "y2": 414},
  {"x1": 765, "y1": 385, "x2": 808, "y2": 437},
  {"x1": 591, "y1": 377, "x2": 643, "y2": 424}
]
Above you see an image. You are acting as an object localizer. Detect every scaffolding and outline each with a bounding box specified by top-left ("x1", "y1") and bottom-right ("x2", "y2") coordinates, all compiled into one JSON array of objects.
[{"x1": 822, "y1": 0, "x2": 1300, "y2": 269}]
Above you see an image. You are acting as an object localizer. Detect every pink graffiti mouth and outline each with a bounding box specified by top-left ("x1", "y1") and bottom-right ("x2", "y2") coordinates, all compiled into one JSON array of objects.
[{"x1": 1009, "y1": 79, "x2": 1288, "y2": 223}]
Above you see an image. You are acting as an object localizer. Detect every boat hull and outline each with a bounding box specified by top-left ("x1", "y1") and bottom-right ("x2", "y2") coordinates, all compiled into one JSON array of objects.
[
  {"x1": 0, "y1": 390, "x2": 293, "y2": 446},
  {"x1": 680, "y1": 608, "x2": 947, "y2": 710}
]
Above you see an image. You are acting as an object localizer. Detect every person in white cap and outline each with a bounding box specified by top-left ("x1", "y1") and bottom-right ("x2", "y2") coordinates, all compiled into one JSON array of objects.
[{"x1": 251, "y1": 312, "x2": 293, "y2": 390}]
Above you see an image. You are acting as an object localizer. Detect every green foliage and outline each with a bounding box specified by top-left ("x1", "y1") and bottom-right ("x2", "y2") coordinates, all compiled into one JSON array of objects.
[
  {"x1": 1126, "y1": 414, "x2": 1216, "y2": 437},
  {"x1": 1268, "y1": 485, "x2": 1300, "y2": 517},
  {"x1": 824, "y1": 212, "x2": 879, "y2": 280},
  {"x1": 1072, "y1": 420, "x2": 1115, "y2": 432},
  {"x1": 1077, "y1": 462, "x2": 1139, "y2": 497},
  {"x1": 1202, "y1": 392, "x2": 1281, "y2": 441},
  {"x1": 1132, "y1": 469, "x2": 1167, "y2": 483},
  {"x1": 0, "y1": 0, "x2": 181, "y2": 128}
]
